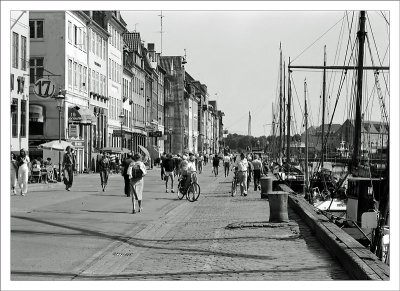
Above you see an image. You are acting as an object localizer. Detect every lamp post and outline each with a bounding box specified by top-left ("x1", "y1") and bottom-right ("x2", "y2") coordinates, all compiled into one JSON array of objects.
[
  {"x1": 119, "y1": 112, "x2": 125, "y2": 151},
  {"x1": 52, "y1": 90, "x2": 65, "y2": 182}
]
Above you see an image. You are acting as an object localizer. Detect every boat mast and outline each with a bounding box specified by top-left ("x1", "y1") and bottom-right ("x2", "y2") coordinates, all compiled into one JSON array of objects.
[
  {"x1": 283, "y1": 61, "x2": 286, "y2": 155},
  {"x1": 352, "y1": 10, "x2": 367, "y2": 170},
  {"x1": 279, "y1": 43, "x2": 283, "y2": 163},
  {"x1": 286, "y1": 58, "x2": 292, "y2": 172},
  {"x1": 304, "y1": 78, "x2": 309, "y2": 196},
  {"x1": 321, "y1": 45, "x2": 327, "y2": 168}
]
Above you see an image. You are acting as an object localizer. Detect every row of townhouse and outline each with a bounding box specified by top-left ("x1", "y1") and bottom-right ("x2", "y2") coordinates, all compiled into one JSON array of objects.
[{"x1": 10, "y1": 10, "x2": 224, "y2": 173}]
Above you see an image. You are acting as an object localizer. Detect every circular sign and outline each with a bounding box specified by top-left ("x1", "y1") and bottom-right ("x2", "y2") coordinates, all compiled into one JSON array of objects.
[{"x1": 34, "y1": 78, "x2": 56, "y2": 98}]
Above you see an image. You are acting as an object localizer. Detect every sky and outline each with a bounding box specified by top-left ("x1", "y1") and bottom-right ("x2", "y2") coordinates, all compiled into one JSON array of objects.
[{"x1": 120, "y1": 7, "x2": 393, "y2": 137}]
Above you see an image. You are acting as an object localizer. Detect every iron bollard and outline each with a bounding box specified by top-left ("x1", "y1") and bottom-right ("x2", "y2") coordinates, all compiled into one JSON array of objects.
[
  {"x1": 260, "y1": 176, "x2": 273, "y2": 199},
  {"x1": 268, "y1": 191, "x2": 289, "y2": 222}
]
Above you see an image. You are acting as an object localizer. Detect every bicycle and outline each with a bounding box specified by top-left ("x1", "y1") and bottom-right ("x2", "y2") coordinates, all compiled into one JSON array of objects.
[
  {"x1": 177, "y1": 171, "x2": 201, "y2": 202},
  {"x1": 231, "y1": 167, "x2": 239, "y2": 196}
]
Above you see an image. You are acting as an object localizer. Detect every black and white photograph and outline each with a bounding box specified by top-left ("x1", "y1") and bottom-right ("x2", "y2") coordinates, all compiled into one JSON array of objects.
[{"x1": 1, "y1": 1, "x2": 399, "y2": 290}]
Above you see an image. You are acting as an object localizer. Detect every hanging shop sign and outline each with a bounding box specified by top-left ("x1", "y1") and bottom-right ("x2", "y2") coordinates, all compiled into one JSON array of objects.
[{"x1": 34, "y1": 78, "x2": 56, "y2": 98}]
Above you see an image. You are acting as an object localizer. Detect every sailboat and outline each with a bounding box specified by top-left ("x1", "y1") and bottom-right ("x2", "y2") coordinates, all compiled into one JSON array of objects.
[{"x1": 290, "y1": 11, "x2": 390, "y2": 263}]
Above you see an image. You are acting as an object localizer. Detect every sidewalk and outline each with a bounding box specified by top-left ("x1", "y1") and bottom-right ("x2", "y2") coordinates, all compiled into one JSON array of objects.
[{"x1": 75, "y1": 171, "x2": 350, "y2": 280}]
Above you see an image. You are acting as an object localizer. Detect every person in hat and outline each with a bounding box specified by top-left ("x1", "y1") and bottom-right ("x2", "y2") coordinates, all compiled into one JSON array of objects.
[
  {"x1": 62, "y1": 146, "x2": 76, "y2": 191},
  {"x1": 121, "y1": 152, "x2": 134, "y2": 197},
  {"x1": 17, "y1": 149, "x2": 30, "y2": 196},
  {"x1": 127, "y1": 153, "x2": 147, "y2": 213}
]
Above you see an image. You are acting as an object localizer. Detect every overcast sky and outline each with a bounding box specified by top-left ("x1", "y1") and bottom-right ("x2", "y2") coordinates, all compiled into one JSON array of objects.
[{"x1": 121, "y1": 8, "x2": 392, "y2": 137}]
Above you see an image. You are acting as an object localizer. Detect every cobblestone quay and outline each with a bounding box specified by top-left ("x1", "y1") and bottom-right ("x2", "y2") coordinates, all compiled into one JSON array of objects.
[{"x1": 11, "y1": 165, "x2": 350, "y2": 281}]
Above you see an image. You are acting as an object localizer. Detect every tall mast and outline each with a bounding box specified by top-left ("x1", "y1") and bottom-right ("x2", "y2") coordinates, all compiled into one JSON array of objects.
[
  {"x1": 279, "y1": 43, "x2": 283, "y2": 162},
  {"x1": 352, "y1": 11, "x2": 367, "y2": 169},
  {"x1": 286, "y1": 58, "x2": 292, "y2": 172},
  {"x1": 304, "y1": 78, "x2": 309, "y2": 196},
  {"x1": 283, "y1": 61, "x2": 286, "y2": 154},
  {"x1": 321, "y1": 45, "x2": 327, "y2": 168}
]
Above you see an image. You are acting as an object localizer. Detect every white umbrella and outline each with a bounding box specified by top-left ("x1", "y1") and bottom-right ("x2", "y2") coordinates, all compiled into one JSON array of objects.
[{"x1": 38, "y1": 140, "x2": 74, "y2": 151}]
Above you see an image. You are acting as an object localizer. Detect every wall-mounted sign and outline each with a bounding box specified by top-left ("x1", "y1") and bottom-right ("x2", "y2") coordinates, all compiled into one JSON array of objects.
[
  {"x1": 69, "y1": 124, "x2": 79, "y2": 138},
  {"x1": 149, "y1": 131, "x2": 162, "y2": 137},
  {"x1": 34, "y1": 78, "x2": 56, "y2": 98}
]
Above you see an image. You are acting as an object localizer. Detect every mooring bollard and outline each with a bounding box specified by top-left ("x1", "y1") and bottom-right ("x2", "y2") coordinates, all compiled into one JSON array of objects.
[
  {"x1": 268, "y1": 191, "x2": 289, "y2": 222},
  {"x1": 260, "y1": 176, "x2": 273, "y2": 199}
]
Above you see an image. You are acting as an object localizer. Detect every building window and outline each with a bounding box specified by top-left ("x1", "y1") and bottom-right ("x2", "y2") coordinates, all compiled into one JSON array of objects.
[
  {"x1": 68, "y1": 59, "x2": 72, "y2": 88},
  {"x1": 12, "y1": 32, "x2": 19, "y2": 68},
  {"x1": 20, "y1": 100, "x2": 26, "y2": 137},
  {"x1": 83, "y1": 66, "x2": 87, "y2": 92},
  {"x1": 103, "y1": 39, "x2": 106, "y2": 60},
  {"x1": 21, "y1": 36, "x2": 27, "y2": 70},
  {"x1": 29, "y1": 104, "x2": 44, "y2": 135},
  {"x1": 88, "y1": 69, "x2": 91, "y2": 92},
  {"x1": 11, "y1": 98, "x2": 18, "y2": 137},
  {"x1": 92, "y1": 70, "x2": 95, "y2": 93},
  {"x1": 83, "y1": 30, "x2": 87, "y2": 52},
  {"x1": 92, "y1": 30, "x2": 95, "y2": 53},
  {"x1": 73, "y1": 62, "x2": 78, "y2": 89},
  {"x1": 29, "y1": 57, "x2": 44, "y2": 84},
  {"x1": 96, "y1": 72, "x2": 99, "y2": 94},
  {"x1": 68, "y1": 21, "x2": 72, "y2": 43},
  {"x1": 29, "y1": 20, "x2": 44, "y2": 39},
  {"x1": 78, "y1": 64, "x2": 82, "y2": 91},
  {"x1": 74, "y1": 24, "x2": 78, "y2": 46}
]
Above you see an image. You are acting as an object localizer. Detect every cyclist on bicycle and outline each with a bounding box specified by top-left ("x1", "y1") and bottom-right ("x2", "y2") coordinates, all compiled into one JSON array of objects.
[{"x1": 180, "y1": 155, "x2": 197, "y2": 192}]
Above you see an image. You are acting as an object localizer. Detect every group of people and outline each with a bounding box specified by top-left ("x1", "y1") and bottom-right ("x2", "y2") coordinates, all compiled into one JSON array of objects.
[{"x1": 10, "y1": 146, "x2": 77, "y2": 195}]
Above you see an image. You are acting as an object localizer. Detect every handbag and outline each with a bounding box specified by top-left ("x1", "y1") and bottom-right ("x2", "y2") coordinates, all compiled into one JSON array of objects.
[{"x1": 63, "y1": 168, "x2": 69, "y2": 184}]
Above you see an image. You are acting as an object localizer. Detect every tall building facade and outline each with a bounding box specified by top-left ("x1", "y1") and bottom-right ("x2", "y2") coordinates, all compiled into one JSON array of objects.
[
  {"x1": 29, "y1": 11, "x2": 95, "y2": 172},
  {"x1": 11, "y1": 11, "x2": 30, "y2": 153},
  {"x1": 106, "y1": 11, "x2": 126, "y2": 149}
]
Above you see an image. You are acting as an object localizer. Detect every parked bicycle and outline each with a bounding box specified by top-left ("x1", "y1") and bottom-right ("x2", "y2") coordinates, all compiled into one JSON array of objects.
[{"x1": 177, "y1": 171, "x2": 201, "y2": 202}]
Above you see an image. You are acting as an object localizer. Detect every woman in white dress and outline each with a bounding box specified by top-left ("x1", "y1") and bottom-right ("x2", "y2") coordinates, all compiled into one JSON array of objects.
[
  {"x1": 127, "y1": 153, "x2": 147, "y2": 213},
  {"x1": 17, "y1": 149, "x2": 30, "y2": 196}
]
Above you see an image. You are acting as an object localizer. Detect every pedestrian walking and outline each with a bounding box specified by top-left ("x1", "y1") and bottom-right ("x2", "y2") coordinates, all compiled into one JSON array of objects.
[
  {"x1": 62, "y1": 146, "x2": 76, "y2": 191},
  {"x1": 234, "y1": 153, "x2": 249, "y2": 196},
  {"x1": 127, "y1": 153, "x2": 147, "y2": 214},
  {"x1": 160, "y1": 152, "x2": 167, "y2": 180},
  {"x1": 98, "y1": 152, "x2": 110, "y2": 191},
  {"x1": 212, "y1": 154, "x2": 220, "y2": 177},
  {"x1": 223, "y1": 153, "x2": 231, "y2": 177},
  {"x1": 16, "y1": 149, "x2": 30, "y2": 196},
  {"x1": 173, "y1": 154, "x2": 181, "y2": 177},
  {"x1": 163, "y1": 154, "x2": 175, "y2": 193},
  {"x1": 11, "y1": 153, "x2": 18, "y2": 195},
  {"x1": 247, "y1": 156, "x2": 254, "y2": 191},
  {"x1": 252, "y1": 155, "x2": 264, "y2": 191},
  {"x1": 197, "y1": 153, "x2": 204, "y2": 174},
  {"x1": 121, "y1": 153, "x2": 133, "y2": 197},
  {"x1": 109, "y1": 154, "x2": 116, "y2": 174}
]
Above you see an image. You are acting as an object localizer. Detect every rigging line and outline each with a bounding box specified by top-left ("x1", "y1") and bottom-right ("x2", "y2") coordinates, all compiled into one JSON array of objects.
[
  {"x1": 367, "y1": 15, "x2": 390, "y2": 95},
  {"x1": 290, "y1": 74, "x2": 304, "y2": 128},
  {"x1": 291, "y1": 11, "x2": 350, "y2": 64},
  {"x1": 379, "y1": 11, "x2": 390, "y2": 26}
]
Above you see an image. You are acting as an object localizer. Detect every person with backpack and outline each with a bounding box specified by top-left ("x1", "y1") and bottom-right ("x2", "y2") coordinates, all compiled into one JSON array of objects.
[
  {"x1": 62, "y1": 146, "x2": 76, "y2": 191},
  {"x1": 98, "y1": 152, "x2": 110, "y2": 192},
  {"x1": 127, "y1": 153, "x2": 147, "y2": 214}
]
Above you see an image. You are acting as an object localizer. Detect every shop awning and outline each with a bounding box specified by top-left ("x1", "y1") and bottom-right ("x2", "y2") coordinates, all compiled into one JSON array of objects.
[{"x1": 68, "y1": 106, "x2": 96, "y2": 124}]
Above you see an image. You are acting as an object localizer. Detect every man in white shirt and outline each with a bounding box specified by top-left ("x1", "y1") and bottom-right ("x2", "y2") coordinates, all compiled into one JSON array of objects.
[
  {"x1": 235, "y1": 152, "x2": 249, "y2": 196},
  {"x1": 223, "y1": 154, "x2": 231, "y2": 177}
]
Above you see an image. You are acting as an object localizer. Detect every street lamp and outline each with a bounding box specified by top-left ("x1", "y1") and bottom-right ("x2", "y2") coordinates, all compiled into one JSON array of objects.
[
  {"x1": 119, "y1": 112, "x2": 125, "y2": 151},
  {"x1": 52, "y1": 90, "x2": 65, "y2": 182}
]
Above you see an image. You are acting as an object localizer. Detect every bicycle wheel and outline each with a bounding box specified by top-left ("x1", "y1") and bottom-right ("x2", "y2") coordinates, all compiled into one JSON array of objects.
[
  {"x1": 186, "y1": 183, "x2": 200, "y2": 202},
  {"x1": 231, "y1": 179, "x2": 237, "y2": 196},
  {"x1": 177, "y1": 180, "x2": 185, "y2": 200}
]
